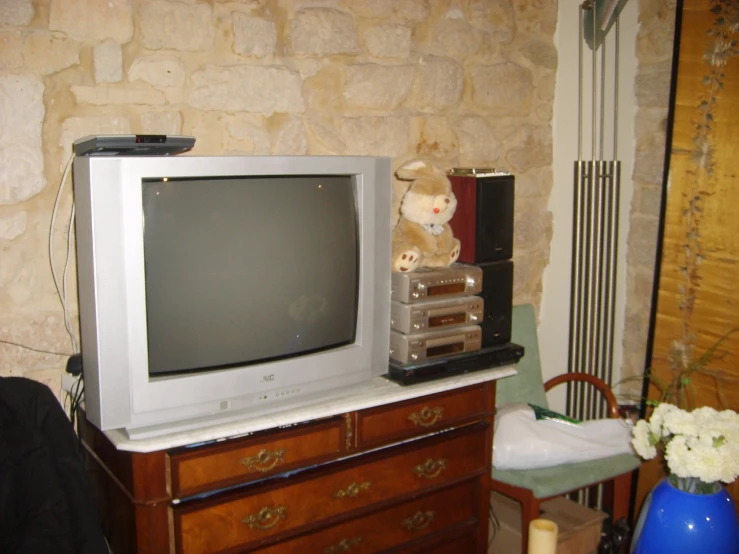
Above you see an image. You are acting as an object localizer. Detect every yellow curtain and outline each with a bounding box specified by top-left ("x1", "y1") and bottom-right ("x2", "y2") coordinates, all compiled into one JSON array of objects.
[{"x1": 636, "y1": 0, "x2": 739, "y2": 514}]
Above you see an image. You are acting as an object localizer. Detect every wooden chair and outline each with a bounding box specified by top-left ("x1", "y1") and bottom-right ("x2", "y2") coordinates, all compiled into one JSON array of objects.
[{"x1": 491, "y1": 304, "x2": 641, "y2": 554}]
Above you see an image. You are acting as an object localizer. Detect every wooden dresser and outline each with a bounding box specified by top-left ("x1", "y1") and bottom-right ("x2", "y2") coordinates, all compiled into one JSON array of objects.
[{"x1": 80, "y1": 376, "x2": 505, "y2": 554}]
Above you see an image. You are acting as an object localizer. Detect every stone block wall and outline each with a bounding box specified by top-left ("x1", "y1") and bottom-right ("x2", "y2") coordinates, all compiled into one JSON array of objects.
[
  {"x1": 619, "y1": 0, "x2": 676, "y2": 397},
  {"x1": 0, "y1": 0, "x2": 557, "y2": 394}
]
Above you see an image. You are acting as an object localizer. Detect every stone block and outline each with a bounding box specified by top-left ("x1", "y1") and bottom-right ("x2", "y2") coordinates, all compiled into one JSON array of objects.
[
  {"x1": 93, "y1": 41, "x2": 123, "y2": 84},
  {"x1": 0, "y1": 211, "x2": 27, "y2": 240},
  {"x1": 0, "y1": 74, "x2": 45, "y2": 204},
  {"x1": 233, "y1": 14, "x2": 277, "y2": 58},
  {"x1": 414, "y1": 56, "x2": 463, "y2": 111},
  {"x1": 290, "y1": 8, "x2": 360, "y2": 55},
  {"x1": 71, "y1": 85, "x2": 167, "y2": 106},
  {"x1": 341, "y1": 117, "x2": 409, "y2": 157},
  {"x1": 0, "y1": 0, "x2": 34, "y2": 26},
  {"x1": 514, "y1": 198, "x2": 552, "y2": 252},
  {"x1": 469, "y1": 62, "x2": 533, "y2": 116},
  {"x1": 272, "y1": 116, "x2": 307, "y2": 155},
  {"x1": 396, "y1": 0, "x2": 430, "y2": 22},
  {"x1": 346, "y1": 0, "x2": 395, "y2": 18},
  {"x1": 636, "y1": 20, "x2": 675, "y2": 65},
  {"x1": 49, "y1": 0, "x2": 133, "y2": 43},
  {"x1": 183, "y1": 111, "x2": 229, "y2": 155},
  {"x1": 639, "y1": 184, "x2": 664, "y2": 217},
  {"x1": 0, "y1": 314, "x2": 75, "y2": 373},
  {"x1": 635, "y1": 62, "x2": 672, "y2": 108},
  {"x1": 431, "y1": 19, "x2": 482, "y2": 59},
  {"x1": 362, "y1": 24, "x2": 411, "y2": 58},
  {"x1": 633, "y1": 146, "x2": 667, "y2": 186},
  {"x1": 22, "y1": 31, "x2": 80, "y2": 75},
  {"x1": 506, "y1": 124, "x2": 552, "y2": 171},
  {"x1": 515, "y1": 167, "x2": 553, "y2": 199},
  {"x1": 520, "y1": 39, "x2": 557, "y2": 69},
  {"x1": 140, "y1": 111, "x2": 182, "y2": 135},
  {"x1": 454, "y1": 116, "x2": 501, "y2": 167},
  {"x1": 188, "y1": 64, "x2": 304, "y2": 114},
  {"x1": 305, "y1": 118, "x2": 346, "y2": 155},
  {"x1": 344, "y1": 64, "x2": 414, "y2": 110},
  {"x1": 225, "y1": 115, "x2": 270, "y2": 154},
  {"x1": 128, "y1": 56, "x2": 186, "y2": 87},
  {"x1": 470, "y1": 1, "x2": 515, "y2": 44},
  {"x1": 0, "y1": 30, "x2": 24, "y2": 69},
  {"x1": 626, "y1": 215, "x2": 659, "y2": 268},
  {"x1": 411, "y1": 115, "x2": 458, "y2": 165},
  {"x1": 140, "y1": 0, "x2": 214, "y2": 51}
]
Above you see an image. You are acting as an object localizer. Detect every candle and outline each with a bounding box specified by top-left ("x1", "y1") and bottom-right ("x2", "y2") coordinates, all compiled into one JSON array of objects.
[{"x1": 528, "y1": 518, "x2": 558, "y2": 554}]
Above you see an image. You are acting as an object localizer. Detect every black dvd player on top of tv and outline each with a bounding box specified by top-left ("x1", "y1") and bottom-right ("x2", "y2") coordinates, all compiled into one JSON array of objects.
[
  {"x1": 387, "y1": 342, "x2": 524, "y2": 386},
  {"x1": 73, "y1": 134, "x2": 196, "y2": 156}
]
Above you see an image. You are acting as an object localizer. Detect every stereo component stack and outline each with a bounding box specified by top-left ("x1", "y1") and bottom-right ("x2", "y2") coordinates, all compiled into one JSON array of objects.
[
  {"x1": 388, "y1": 263, "x2": 524, "y2": 385},
  {"x1": 390, "y1": 264, "x2": 484, "y2": 366},
  {"x1": 448, "y1": 168, "x2": 515, "y2": 348}
]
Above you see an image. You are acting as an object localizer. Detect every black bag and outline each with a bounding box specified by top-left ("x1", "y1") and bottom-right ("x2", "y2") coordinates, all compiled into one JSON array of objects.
[{"x1": 0, "y1": 377, "x2": 109, "y2": 554}]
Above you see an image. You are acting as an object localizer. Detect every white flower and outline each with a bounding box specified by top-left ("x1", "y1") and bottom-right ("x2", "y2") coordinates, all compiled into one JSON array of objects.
[
  {"x1": 632, "y1": 403, "x2": 739, "y2": 486},
  {"x1": 648, "y1": 402, "x2": 678, "y2": 439},
  {"x1": 720, "y1": 442, "x2": 739, "y2": 483},
  {"x1": 663, "y1": 408, "x2": 699, "y2": 438},
  {"x1": 685, "y1": 441, "x2": 724, "y2": 484},
  {"x1": 632, "y1": 420, "x2": 657, "y2": 460},
  {"x1": 665, "y1": 435, "x2": 690, "y2": 478}
]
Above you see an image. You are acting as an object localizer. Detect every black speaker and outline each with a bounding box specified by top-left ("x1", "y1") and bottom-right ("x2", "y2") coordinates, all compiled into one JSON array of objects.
[
  {"x1": 448, "y1": 173, "x2": 514, "y2": 264},
  {"x1": 478, "y1": 260, "x2": 513, "y2": 347}
]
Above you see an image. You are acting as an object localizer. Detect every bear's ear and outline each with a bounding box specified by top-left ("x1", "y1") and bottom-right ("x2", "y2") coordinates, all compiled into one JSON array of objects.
[{"x1": 395, "y1": 159, "x2": 437, "y2": 181}]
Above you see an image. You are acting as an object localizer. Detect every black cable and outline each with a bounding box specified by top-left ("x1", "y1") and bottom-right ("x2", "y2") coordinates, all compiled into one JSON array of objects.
[{"x1": 0, "y1": 338, "x2": 72, "y2": 357}]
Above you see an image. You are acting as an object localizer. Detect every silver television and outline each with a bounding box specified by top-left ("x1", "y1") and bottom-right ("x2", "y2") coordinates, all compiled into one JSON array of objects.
[{"x1": 73, "y1": 155, "x2": 392, "y2": 439}]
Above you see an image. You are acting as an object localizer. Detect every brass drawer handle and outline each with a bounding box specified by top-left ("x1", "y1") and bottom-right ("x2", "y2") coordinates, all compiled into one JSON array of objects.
[
  {"x1": 325, "y1": 536, "x2": 363, "y2": 553},
  {"x1": 240, "y1": 448, "x2": 285, "y2": 473},
  {"x1": 402, "y1": 510, "x2": 435, "y2": 531},
  {"x1": 334, "y1": 481, "x2": 372, "y2": 499},
  {"x1": 408, "y1": 406, "x2": 443, "y2": 428},
  {"x1": 413, "y1": 458, "x2": 447, "y2": 479},
  {"x1": 243, "y1": 506, "x2": 286, "y2": 530}
]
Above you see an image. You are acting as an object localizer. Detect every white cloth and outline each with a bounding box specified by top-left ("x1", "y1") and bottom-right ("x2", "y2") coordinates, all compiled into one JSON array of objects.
[{"x1": 493, "y1": 403, "x2": 634, "y2": 470}]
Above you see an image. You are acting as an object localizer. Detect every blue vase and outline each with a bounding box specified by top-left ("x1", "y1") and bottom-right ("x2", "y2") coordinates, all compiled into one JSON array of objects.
[{"x1": 631, "y1": 478, "x2": 739, "y2": 554}]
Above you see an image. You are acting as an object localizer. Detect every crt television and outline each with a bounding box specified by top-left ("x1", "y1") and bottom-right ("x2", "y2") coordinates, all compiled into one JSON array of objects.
[{"x1": 73, "y1": 155, "x2": 392, "y2": 439}]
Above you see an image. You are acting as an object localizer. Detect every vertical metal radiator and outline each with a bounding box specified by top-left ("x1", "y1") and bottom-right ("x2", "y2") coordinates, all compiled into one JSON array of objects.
[{"x1": 567, "y1": 1, "x2": 623, "y2": 423}]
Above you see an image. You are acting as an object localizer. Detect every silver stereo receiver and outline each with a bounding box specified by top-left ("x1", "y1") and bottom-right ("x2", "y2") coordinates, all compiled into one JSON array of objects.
[
  {"x1": 389, "y1": 325, "x2": 482, "y2": 365},
  {"x1": 391, "y1": 295, "x2": 484, "y2": 334},
  {"x1": 391, "y1": 264, "x2": 483, "y2": 304}
]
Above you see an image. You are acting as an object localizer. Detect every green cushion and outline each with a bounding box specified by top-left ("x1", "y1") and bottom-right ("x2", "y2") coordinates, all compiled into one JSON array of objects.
[
  {"x1": 496, "y1": 304, "x2": 548, "y2": 409},
  {"x1": 493, "y1": 453, "x2": 642, "y2": 499},
  {"x1": 493, "y1": 304, "x2": 642, "y2": 499}
]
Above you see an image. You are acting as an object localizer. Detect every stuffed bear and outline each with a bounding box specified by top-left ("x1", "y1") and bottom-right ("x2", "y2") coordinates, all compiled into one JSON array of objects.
[{"x1": 392, "y1": 159, "x2": 461, "y2": 272}]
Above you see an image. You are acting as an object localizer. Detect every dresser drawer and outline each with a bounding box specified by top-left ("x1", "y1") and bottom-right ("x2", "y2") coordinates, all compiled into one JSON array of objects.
[
  {"x1": 253, "y1": 480, "x2": 479, "y2": 553},
  {"x1": 395, "y1": 523, "x2": 478, "y2": 553},
  {"x1": 356, "y1": 384, "x2": 488, "y2": 448},
  {"x1": 173, "y1": 423, "x2": 487, "y2": 554},
  {"x1": 169, "y1": 417, "x2": 345, "y2": 498}
]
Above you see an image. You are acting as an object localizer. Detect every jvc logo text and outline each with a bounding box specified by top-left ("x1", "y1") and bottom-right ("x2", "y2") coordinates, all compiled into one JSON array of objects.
[{"x1": 261, "y1": 374, "x2": 275, "y2": 382}]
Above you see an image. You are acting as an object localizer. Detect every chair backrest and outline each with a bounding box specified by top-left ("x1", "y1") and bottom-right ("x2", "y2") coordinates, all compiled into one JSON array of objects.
[{"x1": 495, "y1": 304, "x2": 549, "y2": 409}]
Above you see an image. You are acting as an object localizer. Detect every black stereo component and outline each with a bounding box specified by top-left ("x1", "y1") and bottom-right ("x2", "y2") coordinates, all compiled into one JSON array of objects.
[
  {"x1": 73, "y1": 134, "x2": 196, "y2": 156},
  {"x1": 448, "y1": 170, "x2": 515, "y2": 264},
  {"x1": 478, "y1": 260, "x2": 513, "y2": 348},
  {"x1": 387, "y1": 342, "x2": 524, "y2": 385}
]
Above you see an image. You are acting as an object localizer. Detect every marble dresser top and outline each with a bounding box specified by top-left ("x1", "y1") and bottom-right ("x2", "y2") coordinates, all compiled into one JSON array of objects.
[{"x1": 105, "y1": 365, "x2": 516, "y2": 453}]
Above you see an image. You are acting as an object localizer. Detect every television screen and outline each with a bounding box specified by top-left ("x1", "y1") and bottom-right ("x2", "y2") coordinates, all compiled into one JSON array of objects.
[{"x1": 141, "y1": 175, "x2": 359, "y2": 375}]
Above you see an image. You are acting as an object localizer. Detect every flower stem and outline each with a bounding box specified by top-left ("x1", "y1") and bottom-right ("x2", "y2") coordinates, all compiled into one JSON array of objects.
[{"x1": 669, "y1": 474, "x2": 721, "y2": 495}]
